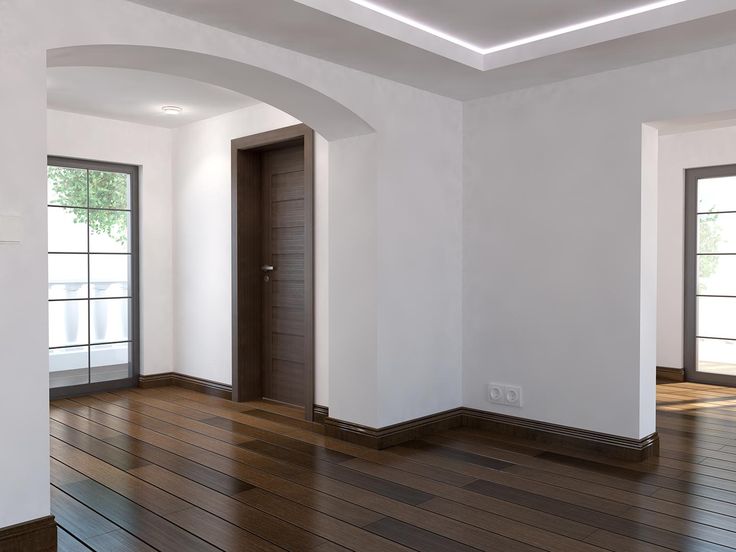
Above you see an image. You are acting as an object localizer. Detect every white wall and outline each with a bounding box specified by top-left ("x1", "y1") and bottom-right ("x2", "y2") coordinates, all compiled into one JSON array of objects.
[
  {"x1": 2, "y1": 0, "x2": 461, "y2": 527},
  {"x1": 0, "y1": 0, "x2": 50, "y2": 528},
  {"x1": 169, "y1": 71, "x2": 464, "y2": 422},
  {"x1": 375, "y1": 87, "x2": 463, "y2": 424},
  {"x1": 47, "y1": 110, "x2": 174, "y2": 376},
  {"x1": 657, "y1": 124, "x2": 736, "y2": 369},
  {"x1": 171, "y1": 103, "x2": 331, "y2": 406},
  {"x1": 464, "y1": 42, "x2": 736, "y2": 440},
  {"x1": 640, "y1": 125, "x2": 659, "y2": 438},
  {"x1": 169, "y1": 90, "x2": 463, "y2": 426},
  {"x1": 35, "y1": 0, "x2": 460, "y2": 430},
  {"x1": 10, "y1": 10, "x2": 736, "y2": 530}
]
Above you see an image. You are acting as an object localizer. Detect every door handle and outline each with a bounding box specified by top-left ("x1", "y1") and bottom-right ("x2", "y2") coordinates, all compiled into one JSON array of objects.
[{"x1": 261, "y1": 265, "x2": 274, "y2": 272}]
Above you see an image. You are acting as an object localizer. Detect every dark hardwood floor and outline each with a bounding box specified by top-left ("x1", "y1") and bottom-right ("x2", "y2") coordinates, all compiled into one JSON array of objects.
[{"x1": 50, "y1": 382, "x2": 736, "y2": 551}]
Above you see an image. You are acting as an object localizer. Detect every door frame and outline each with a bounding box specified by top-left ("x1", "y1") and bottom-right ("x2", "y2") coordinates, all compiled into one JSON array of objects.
[
  {"x1": 684, "y1": 163, "x2": 736, "y2": 386},
  {"x1": 47, "y1": 155, "x2": 140, "y2": 400},
  {"x1": 231, "y1": 124, "x2": 315, "y2": 419}
]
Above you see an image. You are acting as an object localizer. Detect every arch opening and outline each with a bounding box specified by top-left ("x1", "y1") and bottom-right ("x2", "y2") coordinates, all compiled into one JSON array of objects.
[{"x1": 47, "y1": 44, "x2": 374, "y2": 141}]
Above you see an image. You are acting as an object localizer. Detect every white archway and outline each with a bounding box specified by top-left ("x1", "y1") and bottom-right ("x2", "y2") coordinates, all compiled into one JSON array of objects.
[{"x1": 47, "y1": 45, "x2": 374, "y2": 141}]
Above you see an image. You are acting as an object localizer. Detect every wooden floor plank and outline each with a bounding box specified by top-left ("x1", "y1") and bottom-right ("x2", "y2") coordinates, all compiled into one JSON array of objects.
[
  {"x1": 51, "y1": 462, "x2": 222, "y2": 552},
  {"x1": 59, "y1": 406, "x2": 548, "y2": 549},
  {"x1": 124, "y1": 389, "x2": 613, "y2": 548},
  {"x1": 57, "y1": 527, "x2": 93, "y2": 552},
  {"x1": 49, "y1": 382, "x2": 736, "y2": 552},
  {"x1": 50, "y1": 446, "x2": 279, "y2": 551},
  {"x1": 63, "y1": 393, "x2": 560, "y2": 551},
  {"x1": 58, "y1": 398, "x2": 550, "y2": 551},
  {"x1": 53, "y1": 400, "x2": 415, "y2": 551}
]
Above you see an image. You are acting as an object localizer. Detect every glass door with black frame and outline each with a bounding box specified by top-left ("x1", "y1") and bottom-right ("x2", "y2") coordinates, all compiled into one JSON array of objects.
[
  {"x1": 686, "y1": 165, "x2": 736, "y2": 384},
  {"x1": 47, "y1": 157, "x2": 139, "y2": 398}
]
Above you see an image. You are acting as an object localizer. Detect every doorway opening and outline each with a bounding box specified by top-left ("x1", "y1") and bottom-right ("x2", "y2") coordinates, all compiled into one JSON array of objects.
[
  {"x1": 652, "y1": 114, "x2": 736, "y2": 390},
  {"x1": 231, "y1": 124, "x2": 315, "y2": 419}
]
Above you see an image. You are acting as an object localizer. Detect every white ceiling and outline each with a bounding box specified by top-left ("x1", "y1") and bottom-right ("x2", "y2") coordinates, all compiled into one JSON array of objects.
[
  {"x1": 343, "y1": 0, "x2": 653, "y2": 48},
  {"x1": 47, "y1": 66, "x2": 260, "y2": 128},
  {"x1": 126, "y1": 0, "x2": 736, "y2": 99}
]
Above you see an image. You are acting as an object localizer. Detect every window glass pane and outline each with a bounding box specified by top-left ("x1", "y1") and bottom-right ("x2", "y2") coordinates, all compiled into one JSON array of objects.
[
  {"x1": 48, "y1": 166, "x2": 87, "y2": 207},
  {"x1": 91, "y1": 298, "x2": 129, "y2": 344},
  {"x1": 48, "y1": 161, "x2": 136, "y2": 393},
  {"x1": 698, "y1": 176, "x2": 736, "y2": 213},
  {"x1": 91, "y1": 343, "x2": 130, "y2": 383},
  {"x1": 697, "y1": 255, "x2": 736, "y2": 297},
  {"x1": 48, "y1": 206, "x2": 88, "y2": 253},
  {"x1": 697, "y1": 338, "x2": 736, "y2": 375},
  {"x1": 89, "y1": 170, "x2": 130, "y2": 209},
  {"x1": 698, "y1": 213, "x2": 736, "y2": 254},
  {"x1": 697, "y1": 297, "x2": 736, "y2": 340},
  {"x1": 49, "y1": 254, "x2": 88, "y2": 299},
  {"x1": 90, "y1": 255, "x2": 130, "y2": 298},
  {"x1": 89, "y1": 210, "x2": 130, "y2": 253},
  {"x1": 49, "y1": 346, "x2": 89, "y2": 388},
  {"x1": 49, "y1": 300, "x2": 89, "y2": 348}
]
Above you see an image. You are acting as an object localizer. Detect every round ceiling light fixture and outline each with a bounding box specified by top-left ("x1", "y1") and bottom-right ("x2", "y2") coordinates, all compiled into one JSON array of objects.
[{"x1": 161, "y1": 105, "x2": 183, "y2": 115}]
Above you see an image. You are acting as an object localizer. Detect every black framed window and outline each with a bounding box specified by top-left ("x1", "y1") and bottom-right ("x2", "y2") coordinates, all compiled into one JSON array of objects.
[
  {"x1": 47, "y1": 156, "x2": 139, "y2": 399},
  {"x1": 684, "y1": 164, "x2": 736, "y2": 385}
]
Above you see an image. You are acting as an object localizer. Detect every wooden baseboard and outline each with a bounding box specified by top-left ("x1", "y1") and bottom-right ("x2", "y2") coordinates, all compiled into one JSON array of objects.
[
  {"x1": 138, "y1": 376, "x2": 659, "y2": 461},
  {"x1": 323, "y1": 407, "x2": 659, "y2": 462},
  {"x1": 462, "y1": 408, "x2": 659, "y2": 462},
  {"x1": 313, "y1": 404, "x2": 329, "y2": 424},
  {"x1": 657, "y1": 366, "x2": 685, "y2": 382},
  {"x1": 137, "y1": 373, "x2": 175, "y2": 388},
  {"x1": 139, "y1": 373, "x2": 232, "y2": 399},
  {"x1": 0, "y1": 516, "x2": 56, "y2": 552},
  {"x1": 324, "y1": 408, "x2": 464, "y2": 449}
]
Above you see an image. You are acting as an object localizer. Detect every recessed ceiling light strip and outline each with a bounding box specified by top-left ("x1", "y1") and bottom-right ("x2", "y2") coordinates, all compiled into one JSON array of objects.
[
  {"x1": 348, "y1": 0, "x2": 486, "y2": 53},
  {"x1": 348, "y1": 0, "x2": 688, "y2": 55}
]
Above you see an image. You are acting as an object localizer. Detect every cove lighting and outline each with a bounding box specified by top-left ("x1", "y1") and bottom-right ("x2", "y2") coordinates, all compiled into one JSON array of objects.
[
  {"x1": 161, "y1": 105, "x2": 183, "y2": 115},
  {"x1": 347, "y1": 0, "x2": 688, "y2": 55}
]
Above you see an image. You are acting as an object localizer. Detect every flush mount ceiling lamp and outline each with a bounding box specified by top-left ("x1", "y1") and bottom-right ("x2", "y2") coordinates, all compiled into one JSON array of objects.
[
  {"x1": 161, "y1": 105, "x2": 183, "y2": 115},
  {"x1": 347, "y1": 0, "x2": 688, "y2": 55}
]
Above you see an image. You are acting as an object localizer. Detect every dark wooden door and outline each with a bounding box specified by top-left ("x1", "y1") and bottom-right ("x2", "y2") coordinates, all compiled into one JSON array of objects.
[{"x1": 260, "y1": 144, "x2": 306, "y2": 406}]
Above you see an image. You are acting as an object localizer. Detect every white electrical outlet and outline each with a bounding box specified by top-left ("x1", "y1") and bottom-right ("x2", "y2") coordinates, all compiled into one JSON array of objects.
[{"x1": 488, "y1": 383, "x2": 522, "y2": 407}]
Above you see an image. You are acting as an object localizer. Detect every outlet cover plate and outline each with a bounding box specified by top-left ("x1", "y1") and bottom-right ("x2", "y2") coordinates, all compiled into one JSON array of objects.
[{"x1": 488, "y1": 383, "x2": 522, "y2": 407}]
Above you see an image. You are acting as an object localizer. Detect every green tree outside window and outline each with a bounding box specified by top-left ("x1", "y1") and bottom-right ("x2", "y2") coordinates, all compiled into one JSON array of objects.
[
  {"x1": 698, "y1": 212, "x2": 722, "y2": 294},
  {"x1": 48, "y1": 167, "x2": 129, "y2": 244}
]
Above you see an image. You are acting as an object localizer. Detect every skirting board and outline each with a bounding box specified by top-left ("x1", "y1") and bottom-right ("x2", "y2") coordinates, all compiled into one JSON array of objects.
[
  {"x1": 313, "y1": 404, "x2": 329, "y2": 424},
  {"x1": 324, "y1": 408, "x2": 659, "y2": 462},
  {"x1": 461, "y1": 408, "x2": 659, "y2": 462},
  {"x1": 325, "y1": 408, "x2": 464, "y2": 450},
  {"x1": 138, "y1": 374, "x2": 327, "y2": 421},
  {"x1": 657, "y1": 366, "x2": 685, "y2": 382},
  {"x1": 139, "y1": 373, "x2": 232, "y2": 399},
  {"x1": 0, "y1": 516, "x2": 56, "y2": 552}
]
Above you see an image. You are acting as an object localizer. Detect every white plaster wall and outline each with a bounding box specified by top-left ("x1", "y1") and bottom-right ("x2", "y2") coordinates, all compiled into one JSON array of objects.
[
  {"x1": 657, "y1": 125, "x2": 736, "y2": 370},
  {"x1": 46, "y1": 109, "x2": 174, "y2": 376},
  {"x1": 464, "y1": 42, "x2": 736, "y2": 440},
  {"x1": 169, "y1": 86, "x2": 463, "y2": 422},
  {"x1": 34, "y1": 0, "x2": 461, "y2": 430},
  {"x1": 0, "y1": 0, "x2": 50, "y2": 528},
  {"x1": 314, "y1": 133, "x2": 330, "y2": 406},
  {"x1": 1, "y1": 0, "x2": 460, "y2": 526},
  {"x1": 640, "y1": 125, "x2": 659, "y2": 438},
  {"x1": 375, "y1": 86, "x2": 463, "y2": 425},
  {"x1": 326, "y1": 132, "x2": 383, "y2": 423},
  {"x1": 171, "y1": 103, "x2": 331, "y2": 406}
]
